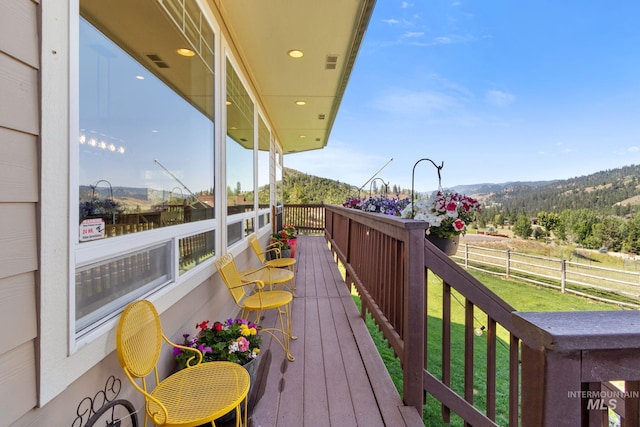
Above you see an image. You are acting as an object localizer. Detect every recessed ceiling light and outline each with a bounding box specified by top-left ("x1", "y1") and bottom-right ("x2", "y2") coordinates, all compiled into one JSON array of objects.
[
  {"x1": 288, "y1": 49, "x2": 304, "y2": 58},
  {"x1": 299, "y1": 135, "x2": 306, "y2": 139},
  {"x1": 177, "y1": 48, "x2": 195, "y2": 57},
  {"x1": 295, "y1": 100, "x2": 306, "y2": 106}
]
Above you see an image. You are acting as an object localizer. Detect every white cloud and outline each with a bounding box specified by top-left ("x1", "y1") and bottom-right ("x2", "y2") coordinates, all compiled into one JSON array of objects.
[
  {"x1": 433, "y1": 36, "x2": 453, "y2": 45},
  {"x1": 402, "y1": 31, "x2": 425, "y2": 38},
  {"x1": 484, "y1": 90, "x2": 515, "y2": 107},
  {"x1": 408, "y1": 34, "x2": 474, "y2": 47},
  {"x1": 371, "y1": 89, "x2": 463, "y2": 117},
  {"x1": 381, "y1": 18, "x2": 401, "y2": 25},
  {"x1": 628, "y1": 146, "x2": 640, "y2": 152}
]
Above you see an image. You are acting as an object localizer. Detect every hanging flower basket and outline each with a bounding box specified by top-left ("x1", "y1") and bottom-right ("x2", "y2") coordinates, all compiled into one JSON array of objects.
[{"x1": 426, "y1": 233, "x2": 460, "y2": 256}]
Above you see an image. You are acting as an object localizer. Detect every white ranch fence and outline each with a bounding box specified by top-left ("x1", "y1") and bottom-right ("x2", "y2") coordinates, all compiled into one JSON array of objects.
[{"x1": 453, "y1": 244, "x2": 640, "y2": 309}]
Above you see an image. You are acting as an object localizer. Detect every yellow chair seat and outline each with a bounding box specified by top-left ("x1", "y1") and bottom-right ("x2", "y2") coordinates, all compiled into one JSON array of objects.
[
  {"x1": 264, "y1": 257, "x2": 295, "y2": 269},
  {"x1": 240, "y1": 266, "x2": 294, "y2": 291},
  {"x1": 243, "y1": 290, "x2": 293, "y2": 311},
  {"x1": 148, "y1": 361, "x2": 250, "y2": 426}
]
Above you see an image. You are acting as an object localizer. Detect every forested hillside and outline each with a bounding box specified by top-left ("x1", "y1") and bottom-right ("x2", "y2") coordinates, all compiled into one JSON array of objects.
[
  {"x1": 470, "y1": 164, "x2": 640, "y2": 253},
  {"x1": 282, "y1": 167, "x2": 357, "y2": 204},
  {"x1": 279, "y1": 163, "x2": 640, "y2": 253},
  {"x1": 476, "y1": 164, "x2": 640, "y2": 217},
  {"x1": 282, "y1": 167, "x2": 412, "y2": 204}
]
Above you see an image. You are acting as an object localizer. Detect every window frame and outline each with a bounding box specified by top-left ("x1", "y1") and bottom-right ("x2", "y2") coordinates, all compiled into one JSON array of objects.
[
  {"x1": 69, "y1": 1, "x2": 221, "y2": 350},
  {"x1": 223, "y1": 52, "x2": 260, "y2": 250}
]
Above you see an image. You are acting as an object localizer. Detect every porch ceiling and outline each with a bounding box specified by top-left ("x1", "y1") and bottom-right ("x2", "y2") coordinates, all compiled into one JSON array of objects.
[
  {"x1": 80, "y1": 0, "x2": 375, "y2": 155},
  {"x1": 214, "y1": 0, "x2": 376, "y2": 154}
]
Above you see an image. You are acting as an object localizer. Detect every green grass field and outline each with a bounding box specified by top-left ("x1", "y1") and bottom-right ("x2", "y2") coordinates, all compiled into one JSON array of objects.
[{"x1": 355, "y1": 269, "x2": 618, "y2": 426}]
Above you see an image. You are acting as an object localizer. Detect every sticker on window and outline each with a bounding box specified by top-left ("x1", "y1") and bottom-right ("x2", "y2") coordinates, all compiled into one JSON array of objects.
[{"x1": 79, "y1": 218, "x2": 105, "y2": 242}]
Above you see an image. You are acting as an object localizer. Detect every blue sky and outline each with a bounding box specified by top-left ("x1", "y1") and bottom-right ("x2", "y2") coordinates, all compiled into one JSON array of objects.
[{"x1": 285, "y1": 1, "x2": 640, "y2": 193}]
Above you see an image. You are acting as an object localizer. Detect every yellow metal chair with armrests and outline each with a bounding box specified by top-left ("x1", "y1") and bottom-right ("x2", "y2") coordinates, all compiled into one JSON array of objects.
[
  {"x1": 215, "y1": 253, "x2": 296, "y2": 362},
  {"x1": 248, "y1": 235, "x2": 296, "y2": 294},
  {"x1": 116, "y1": 299, "x2": 250, "y2": 427}
]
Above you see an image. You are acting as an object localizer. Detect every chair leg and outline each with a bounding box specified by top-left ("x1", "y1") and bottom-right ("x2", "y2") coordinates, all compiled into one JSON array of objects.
[
  {"x1": 257, "y1": 303, "x2": 296, "y2": 362},
  {"x1": 276, "y1": 302, "x2": 296, "y2": 361}
]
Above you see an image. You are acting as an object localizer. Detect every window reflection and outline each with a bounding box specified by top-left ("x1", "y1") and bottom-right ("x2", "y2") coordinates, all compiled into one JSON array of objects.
[
  {"x1": 179, "y1": 231, "x2": 215, "y2": 275},
  {"x1": 78, "y1": 9, "x2": 214, "y2": 242},
  {"x1": 276, "y1": 150, "x2": 284, "y2": 207},
  {"x1": 258, "y1": 116, "x2": 271, "y2": 211},
  {"x1": 226, "y1": 59, "x2": 255, "y2": 218}
]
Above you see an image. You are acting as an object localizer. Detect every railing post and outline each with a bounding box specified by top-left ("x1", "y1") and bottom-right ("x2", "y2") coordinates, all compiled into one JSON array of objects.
[
  {"x1": 506, "y1": 250, "x2": 511, "y2": 279},
  {"x1": 561, "y1": 259, "x2": 566, "y2": 293},
  {"x1": 514, "y1": 311, "x2": 640, "y2": 426},
  {"x1": 403, "y1": 226, "x2": 426, "y2": 412}
]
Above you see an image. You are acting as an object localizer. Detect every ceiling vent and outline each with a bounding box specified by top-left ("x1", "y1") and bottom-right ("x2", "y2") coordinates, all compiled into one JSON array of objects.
[
  {"x1": 146, "y1": 53, "x2": 170, "y2": 68},
  {"x1": 325, "y1": 55, "x2": 338, "y2": 70},
  {"x1": 318, "y1": 114, "x2": 326, "y2": 120}
]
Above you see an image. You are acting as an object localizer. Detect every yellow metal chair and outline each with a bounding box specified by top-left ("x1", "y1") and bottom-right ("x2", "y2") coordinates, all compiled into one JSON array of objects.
[
  {"x1": 215, "y1": 253, "x2": 296, "y2": 362},
  {"x1": 248, "y1": 235, "x2": 296, "y2": 293},
  {"x1": 116, "y1": 299, "x2": 250, "y2": 427}
]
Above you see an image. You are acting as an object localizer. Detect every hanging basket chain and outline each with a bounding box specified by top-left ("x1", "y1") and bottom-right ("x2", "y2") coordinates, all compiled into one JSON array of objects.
[{"x1": 411, "y1": 158, "x2": 444, "y2": 217}]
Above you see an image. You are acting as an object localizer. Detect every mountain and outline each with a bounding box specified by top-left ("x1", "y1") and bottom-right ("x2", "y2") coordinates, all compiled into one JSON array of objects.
[
  {"x1": 472, "y1": 164, "x2": 640, "y2": 216},
  {"x1": 447, "y1": 180, "x2": 557, "y2": 196},
  {"x1": 284, "y1": 163, "x2": 640, "y2": 218}
]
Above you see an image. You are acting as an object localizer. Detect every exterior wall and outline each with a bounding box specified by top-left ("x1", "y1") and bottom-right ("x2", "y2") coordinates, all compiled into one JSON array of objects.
[
  {"x1": 0, "y1": 1, "x2": 275, "y2": 425},
  {"x1": 0, "y1": 0, "x2": 40, "y2": 425}
]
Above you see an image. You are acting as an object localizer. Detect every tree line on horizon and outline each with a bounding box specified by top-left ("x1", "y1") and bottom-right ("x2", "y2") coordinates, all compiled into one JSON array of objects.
[
  {"x1": 279, "y1": 164, "x2": 640, "y2": 253},
  {"x1": 475, "y1": 164, "x2": 640, "y2": 252}
]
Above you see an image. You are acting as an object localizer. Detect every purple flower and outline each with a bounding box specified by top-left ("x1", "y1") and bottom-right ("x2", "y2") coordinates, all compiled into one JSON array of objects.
[{"x1": 197, "y1": 344, "x2": 212, "y2": 354}]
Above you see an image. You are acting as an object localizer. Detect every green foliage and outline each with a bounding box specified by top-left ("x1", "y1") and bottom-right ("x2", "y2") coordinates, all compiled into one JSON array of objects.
[
  {"x1": 281, "y1": 167, "x2": 411, "y2": 205},
  {"x1": 175, "y1": 319, "x2": 261, "y2": 369},
  {"x1": 282, "y1": 167, "x2": 358, "y2": 204},
  {"x1": 513, "y1": 214, "x2": 533, "y2": 239},
  {"x1": 537, "y1": 211, "x2": 560, "y2": 232}
]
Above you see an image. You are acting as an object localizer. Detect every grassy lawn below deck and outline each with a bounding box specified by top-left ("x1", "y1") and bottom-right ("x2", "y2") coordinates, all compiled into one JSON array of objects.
[{"x1": 353, "y1": 269, "x2": 617, "y2": 426}]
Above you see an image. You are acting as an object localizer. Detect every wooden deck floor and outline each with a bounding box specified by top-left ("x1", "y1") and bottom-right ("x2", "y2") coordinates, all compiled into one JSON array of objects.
[{"x1": 233, "y1": 235, "x2": 423, "y2": 427}]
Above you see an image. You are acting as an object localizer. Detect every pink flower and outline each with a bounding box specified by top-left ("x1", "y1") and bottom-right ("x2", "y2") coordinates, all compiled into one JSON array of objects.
[
  {"x1": 237, "y1": 337, "x2": 249, "y2": 352},
  {"x1": 445, "y1": 201, "x2": 458, "y2": 217},
  {"x1": 453, "y1": 219, "x2": 466, "y2": 232}
]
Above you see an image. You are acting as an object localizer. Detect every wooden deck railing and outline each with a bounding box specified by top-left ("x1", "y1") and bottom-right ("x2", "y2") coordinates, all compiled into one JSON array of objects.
[
  {"x1": 288, "y1": 204, "x2": 640, "y2": 426},
  {"x1": 283, "y1": 203, "x2": 325, "y2": 234}
]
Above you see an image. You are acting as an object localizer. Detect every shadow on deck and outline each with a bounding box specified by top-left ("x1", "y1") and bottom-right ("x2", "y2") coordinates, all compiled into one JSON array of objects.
[{"x1": 238, "y1": 235, "x2": 423, "y2": 427}]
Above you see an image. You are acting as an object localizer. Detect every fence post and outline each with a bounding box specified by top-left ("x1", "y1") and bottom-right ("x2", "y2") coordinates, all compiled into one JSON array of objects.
[
  {"x1": 561, "y1": 259, "x2": 566, "y2": 293},
  {"x1": 506, "y1": 250, "x2": 511, "y2": 279},
  {"x1": 464, "y1": 243, "x2": 469, "y2": 268}
]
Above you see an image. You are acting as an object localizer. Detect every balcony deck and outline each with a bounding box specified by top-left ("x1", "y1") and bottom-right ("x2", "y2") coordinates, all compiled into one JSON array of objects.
[{"x1": 239, "y1": 234, "x2": 423, "y2": 427}]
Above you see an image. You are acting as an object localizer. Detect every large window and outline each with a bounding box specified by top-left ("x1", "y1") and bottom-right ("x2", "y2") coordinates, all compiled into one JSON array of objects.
[
  {"x1": 226, "y1": 59, "x2": 255, "y2": 244},
  {"x1": 76, "y1": 0, "x2": 215, "y2": 335},
  {"x1": 79, "y1": 1, "x2": 215, "y2": 241}
]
